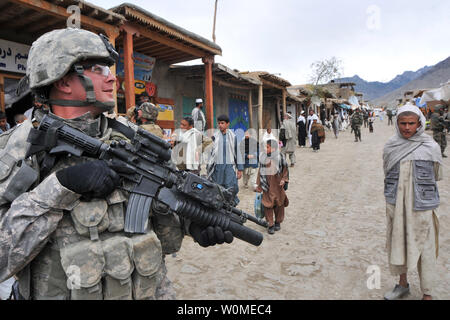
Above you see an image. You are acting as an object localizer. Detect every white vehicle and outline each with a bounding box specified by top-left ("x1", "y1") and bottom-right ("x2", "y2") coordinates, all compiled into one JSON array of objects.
[{"x1": 373, "y1": 108, "x2": 382, "y2": 117}]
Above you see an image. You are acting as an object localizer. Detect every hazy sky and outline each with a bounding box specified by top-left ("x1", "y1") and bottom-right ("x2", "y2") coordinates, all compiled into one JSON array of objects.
[{"x1": 90, "y1": 0, "x2": 450, "y2": 85}]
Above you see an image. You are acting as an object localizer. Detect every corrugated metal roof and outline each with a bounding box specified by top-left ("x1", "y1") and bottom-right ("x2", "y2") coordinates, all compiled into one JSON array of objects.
[
  {"x1": 242, "y1": 71, "x2": 291, "y2": 88},
  {"x1": 110, "y1": 3, "x2": 222, "y2": 56}
]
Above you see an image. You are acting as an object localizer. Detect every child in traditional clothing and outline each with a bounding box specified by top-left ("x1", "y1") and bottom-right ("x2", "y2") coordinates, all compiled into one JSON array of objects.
[
  {"x1": 368, "y1": 116, "x2": 374, "y2": 133},
  {"x1": 256, "y1": 139, "x2": 289, "y2": 234}
]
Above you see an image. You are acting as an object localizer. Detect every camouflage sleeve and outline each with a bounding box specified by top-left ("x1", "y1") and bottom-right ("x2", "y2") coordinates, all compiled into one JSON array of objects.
[
  {"x1": 151, "y1": 211, "x2": 184, "y2": 255},
  {"x1": 0, "y1": 173, "x2": 80, "y2": 282},
  {"x1": 435, "y1": 162, "x2": 443, "y2": 181}
]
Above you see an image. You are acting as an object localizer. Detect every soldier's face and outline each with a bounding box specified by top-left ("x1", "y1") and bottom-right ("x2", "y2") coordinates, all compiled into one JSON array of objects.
[
  {"x1": 397, "y1": 115, "x2": 420, "y2": 139},
  {"x1": 83, "y1": 64, "x2": 116, "y2": 103},
  {"x1": 52, "y1": 63, "x2": 116, "y2": 119}
]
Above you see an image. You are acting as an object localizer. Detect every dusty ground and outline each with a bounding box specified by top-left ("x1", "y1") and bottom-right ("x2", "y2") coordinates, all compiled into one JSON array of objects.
[{"x1": 166, "y1": 118, "x2": 450, "y2": 300}]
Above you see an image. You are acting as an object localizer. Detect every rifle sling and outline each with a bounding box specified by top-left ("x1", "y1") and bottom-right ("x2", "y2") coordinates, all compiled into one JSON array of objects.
[{"x1": 106, "y1": 118, "x2": 136, "y2": 140}]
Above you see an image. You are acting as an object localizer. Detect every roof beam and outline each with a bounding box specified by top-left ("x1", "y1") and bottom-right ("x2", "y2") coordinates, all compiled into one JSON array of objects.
[
  {"x1": 123, "y1": 22, "x2": 208, "y2": 59},
  {"x1": 213, "y1": 77, "x2": 255, "y2": 90},
  {"x1": 8, "y1": 0, "x2": 119, "y2": 35},
  {"x1": 133, "y1": 40, "x2": 160, "y2": 50},
  {"x1": 261, "y1": 78, "x2": 285, "y2": 90}
]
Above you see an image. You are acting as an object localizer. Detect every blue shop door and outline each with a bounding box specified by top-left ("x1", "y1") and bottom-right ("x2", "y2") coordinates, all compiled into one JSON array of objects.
[{"x1": 228, "y1": 97, "x2": 249, "y2": 141}]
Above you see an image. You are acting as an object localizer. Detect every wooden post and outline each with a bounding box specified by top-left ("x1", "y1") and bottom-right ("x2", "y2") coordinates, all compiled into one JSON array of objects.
[
  {"x1": 258, "y1": 84, "x2": 263, "y2": 131},
  {"x1": 282, "y1": 89, "x2": 287, "y2": 118},
  {"x1": 123, "y1": 28, "x2": 135, "y2": 112},
  {"x1": 106, "y1": 30, "x2": 119, "y2": 114},
  {"x1": 0, "y1": 76, "x2": 4, "y2": 113},
  {"x1": 203, "y1": 56, "x2": 214, "y2": 130},
  {"x1": 248, "y1": 90, "x2": 253, "y2": 129},
  {"x1": 276, "y1": 98, "x2": 281, "y2": 127}
]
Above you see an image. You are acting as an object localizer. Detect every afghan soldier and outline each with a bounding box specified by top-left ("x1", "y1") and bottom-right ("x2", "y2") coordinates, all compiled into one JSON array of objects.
[
  {"x1": 351, "y1": 108, "x2": 363, "y2": 142},
  {"x1": 430, "y1": 105, "x2": 447, "y2": 158},
  {"x1": 135, "y1": 102, "x2": 165, "y2": 139},
  {"x1": 0, "y1": 28, "x2": 232, "y2": 300}
]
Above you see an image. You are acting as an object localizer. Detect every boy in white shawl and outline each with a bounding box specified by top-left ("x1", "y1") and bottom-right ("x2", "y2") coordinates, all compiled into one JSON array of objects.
[
  {"x1": 383, "y1": 103, "x2": 443, "y2": 300},
  {"x1": 171, "y1": 116, "x2": 211, "y2": 175}
]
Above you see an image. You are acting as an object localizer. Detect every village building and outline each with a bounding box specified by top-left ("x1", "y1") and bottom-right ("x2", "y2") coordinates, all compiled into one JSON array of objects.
[
  {"x1": 110, "y1": 3, "x2": 222, "y2": 133},
  {"x1": 0, "y1": 1, "x2": 308, "y2": 137},
  {"x1": 0, "y1": 1, "x2": 223, "y2": 135},
  {"x1": 0, "y1": 0, "x2": 123, "y2": 125},
  {"x1": 241, "y1": 71, "x2": 292, "y2": 132},
  {"x1": 168, "y1": 63, "x2": 261, "y2": 136}
]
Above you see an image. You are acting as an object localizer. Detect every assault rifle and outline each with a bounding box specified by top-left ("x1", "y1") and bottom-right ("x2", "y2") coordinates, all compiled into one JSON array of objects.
[{"x1": 29, "y1": 115, "x2": 267, "y2": 246}]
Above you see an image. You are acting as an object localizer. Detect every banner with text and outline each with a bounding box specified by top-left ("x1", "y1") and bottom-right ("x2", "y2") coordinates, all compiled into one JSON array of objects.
[{"x1": 0, "y1": 39, "x2": 30, "y2": 74}]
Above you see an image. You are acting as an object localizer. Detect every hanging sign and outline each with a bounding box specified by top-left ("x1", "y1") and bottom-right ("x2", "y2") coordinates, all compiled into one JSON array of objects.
[
  {"x1": 0, "y1": 39, "x2": 30, "y2": 74},
  {"x1": 116, "y1": 49, "x2": 156, "y2": 82}
]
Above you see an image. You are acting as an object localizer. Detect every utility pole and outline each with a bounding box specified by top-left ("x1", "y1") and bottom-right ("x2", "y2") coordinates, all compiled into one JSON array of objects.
[{"x1": 212, "y1": 0, "x2": 218, "y2": 42}]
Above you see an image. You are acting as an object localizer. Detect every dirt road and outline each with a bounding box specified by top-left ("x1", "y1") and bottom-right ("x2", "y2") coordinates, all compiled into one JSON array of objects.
[{"x1": 166, "y1": 119, "x2": 450, "y2": 300}]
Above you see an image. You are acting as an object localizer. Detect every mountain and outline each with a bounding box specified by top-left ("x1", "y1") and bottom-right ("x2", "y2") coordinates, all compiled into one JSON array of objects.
[
  {"x1": 371, "y1": 56, "x2": 450, "y2": 106},
  {"x1": 335, "y1": 65, "x2": 432, "y2": 101}
]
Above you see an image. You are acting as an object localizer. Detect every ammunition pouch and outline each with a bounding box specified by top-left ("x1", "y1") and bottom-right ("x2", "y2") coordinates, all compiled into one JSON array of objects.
[{"x1": 56, "y1": 232, "x2": 163, "y2": 300}]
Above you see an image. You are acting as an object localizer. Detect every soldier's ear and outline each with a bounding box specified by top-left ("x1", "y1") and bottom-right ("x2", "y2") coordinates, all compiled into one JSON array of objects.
[{"x1": 53, "y1": 75, "x2": 73, "y2": 94}]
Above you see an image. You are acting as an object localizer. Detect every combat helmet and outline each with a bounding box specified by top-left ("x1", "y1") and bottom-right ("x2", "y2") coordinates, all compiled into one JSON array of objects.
[
  {"x1": 26, "y1": 28, "x2": 118, "y2": 111},
  {"x1": 137, "y1": 102, "x2": 159, "y2": 121},
  {"x1": 433, "y1": 105, "x2": 444, "y2": 113}
]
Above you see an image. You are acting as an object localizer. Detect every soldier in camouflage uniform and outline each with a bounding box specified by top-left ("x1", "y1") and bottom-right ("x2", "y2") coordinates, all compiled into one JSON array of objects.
[
  {"x1": 135, "y1": 102, "x2": 165, "y2": 139},
  {"x1": 431, "y1": 105, "x2": 447, "y2": 158},
  {"x1": 0, "y1": 28, "x2": 232, "y2": 300},
  {"x1": 351, "y1": 108, "x2": 363, "y2": 142}
]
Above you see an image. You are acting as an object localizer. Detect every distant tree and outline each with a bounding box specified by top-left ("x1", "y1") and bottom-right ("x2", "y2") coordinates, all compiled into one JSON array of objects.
[{"x1": 309, "y1": 57, "x2": 343, "y2": 86}]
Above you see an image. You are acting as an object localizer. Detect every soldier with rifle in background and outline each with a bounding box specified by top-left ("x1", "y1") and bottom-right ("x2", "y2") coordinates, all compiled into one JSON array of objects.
[
  {"x1": 351, "y1": 108, "x2": 364, "y2": 142},
  {"x1": 430, "y1": 105, "x2": 448, "y2": 158}
]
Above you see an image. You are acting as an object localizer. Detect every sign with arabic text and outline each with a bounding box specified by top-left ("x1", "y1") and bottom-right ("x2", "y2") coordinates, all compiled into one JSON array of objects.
[
  {"x1": 0, "y1": 39, "x2": 30, "y2": 74},
  {"x1": 116, "y1": 49, "x2": 156, "y2": 82}
]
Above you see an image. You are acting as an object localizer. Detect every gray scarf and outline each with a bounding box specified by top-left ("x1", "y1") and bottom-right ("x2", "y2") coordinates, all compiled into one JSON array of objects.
[{"x1": 383, "y1": 103, "x2": 442, "y2": 175}]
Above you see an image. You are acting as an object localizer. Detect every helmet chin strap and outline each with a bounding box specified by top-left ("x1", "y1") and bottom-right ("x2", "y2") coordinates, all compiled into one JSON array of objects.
[{"x1": 47, "y1": 64, "x2": 114, "y2": 112}]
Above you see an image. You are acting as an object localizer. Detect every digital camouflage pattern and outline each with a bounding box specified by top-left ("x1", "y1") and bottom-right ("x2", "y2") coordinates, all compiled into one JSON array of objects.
[
  {"x1": 351, "y1": 111, "x2": 364, "y2": 127},
  {"x1": 26, "y1": 28, "x2": 112, "y2": 89},
  {"x1": 140, "y1": 123, "x2": 165, "y2": 139},
  {"x1": 139, "y1": 102, "x2": 159, "y2": 121},
  {"x1": 431, "y1": 113, "x2": 447, "y2": 155},
  {"x1": 0, "y1": 113, "x2": 184, "y2": 300}
]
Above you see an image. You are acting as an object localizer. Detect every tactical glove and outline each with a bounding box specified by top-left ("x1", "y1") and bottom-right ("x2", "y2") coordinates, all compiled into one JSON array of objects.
[
  {"x1": 56, "y1": 160, "x2": 121, "y2": 198},
  {"x1": 189, "y1": 224, "x2": 234, "y2": 247}
]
